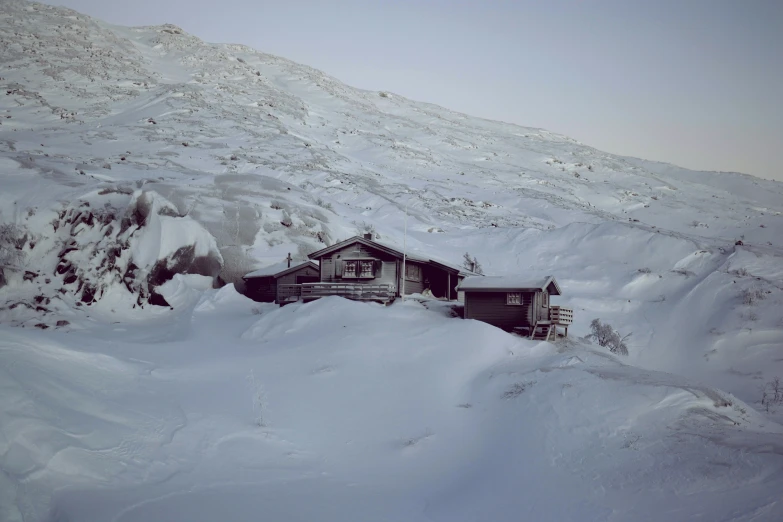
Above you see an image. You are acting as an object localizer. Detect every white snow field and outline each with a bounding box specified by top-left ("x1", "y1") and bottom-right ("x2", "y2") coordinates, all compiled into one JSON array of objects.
[{"x1": 1, "y1": 0, "x2": 783, "y2": 520}]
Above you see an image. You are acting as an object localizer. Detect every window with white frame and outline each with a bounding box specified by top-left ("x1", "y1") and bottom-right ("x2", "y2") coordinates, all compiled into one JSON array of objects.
[
  {"x1": 343, "y1": 260, "x2": 357, "y2": 278},
  {"x1": 507, "y1": 292, "x2": 522, "y2": 305},
  {"x1": 359, "y1": 260, "x2": 374, "y2": 278},
  {"x1": 405, "y1": 263, "x2": 422, "y2": 282},
  {"x1": 343, "y1": 259, "x2": 375, "y2": 279}
]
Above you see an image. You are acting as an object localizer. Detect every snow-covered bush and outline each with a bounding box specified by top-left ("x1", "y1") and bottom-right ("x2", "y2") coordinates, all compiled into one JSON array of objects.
[
  {"x1": 741, "y1": 286, "x2": 766, "y2": 306},
  {"x1": 587, "y1": 319, "x2": 630, "y2": 356},
  {"x1": 637, "y1": 267, "x2": 652, "y2": 274},
  {"x1": 0, "y1": 223, "x2": 26, "y2": 270}
]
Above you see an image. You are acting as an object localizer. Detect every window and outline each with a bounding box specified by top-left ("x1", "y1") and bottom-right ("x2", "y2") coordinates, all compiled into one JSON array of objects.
[
  {"x1": 359, "y1": 260, "x2": 374, "y2": 278},
  {"x1": 344, "y1": 260, "x2": 357, "y2": 278},
  {"x1": 542, "y1": 292, "x2": 549, "y2": 307},
  {"x1": 343, "y1": 259, "x2": 376, "y2": 279},
  {"x1": 507, "y1": 292, "x2": 522, "y2": 305},
  {"x1": 405, "y1": 263, "x2": 422, "y2": 282}
]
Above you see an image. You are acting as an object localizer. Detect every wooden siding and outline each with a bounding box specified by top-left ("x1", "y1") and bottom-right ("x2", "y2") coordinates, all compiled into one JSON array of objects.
[
  {"x1": 277, "y1": 266, "x2": 319, "y2": 286},
  {"x1": 402, "y1": 260, "x2": 426, "y2": 295},
  {"x1": 276, "y1": 265, "x2": 319, "y2": 303},
  {"x1": 244, "y1": 276, "x2": 276, "y2": 303},
  {"x1": 538, "y1": 290, "x2": 549, "y2": 323},
  {"x1": 321, "y1": 258, "x2": 334, "y2": 281},
  {"x1": 464, "y1": 291, "x2": 535, "y2": 330},
  {"x1": 316, "y1": 243, "x2": 399, "y2": 293}
]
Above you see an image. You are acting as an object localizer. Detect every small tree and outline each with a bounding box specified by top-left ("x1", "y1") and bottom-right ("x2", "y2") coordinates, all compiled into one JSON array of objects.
[
  {"x1": 0, "y1": 223, "x2": 26, "y2": 270},
  {"x1": 587, "y1": 318, "x2": 630, "y2": 356},
  {"x1": 462, "y1": 252, "x2": 483, "y2": 274}
]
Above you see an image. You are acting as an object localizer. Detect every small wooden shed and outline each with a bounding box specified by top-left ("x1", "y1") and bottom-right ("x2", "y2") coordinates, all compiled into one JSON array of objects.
[
  {"x1": 458, "y1": 275, "x2": 572, "y2": 340},
  {"x1": 243, "y1": 260, "x2": 320, "y2": 304}
]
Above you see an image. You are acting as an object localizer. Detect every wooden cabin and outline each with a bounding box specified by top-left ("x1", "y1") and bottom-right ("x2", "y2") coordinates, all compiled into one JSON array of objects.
[
  {"x1": 458, "y1": 275, "x2": 572, "y2": 340},
  {"x1": 243, "y1": 260, "x2": 319, "y2": 304},
  {"x1": 267, "y1": 234, "x2": 476, "y2": 304}
]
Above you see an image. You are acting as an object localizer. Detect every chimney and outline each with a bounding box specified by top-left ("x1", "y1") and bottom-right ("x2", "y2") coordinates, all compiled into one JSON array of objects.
[
  {"x1": 470, "y1": 260, "x2": 476, "y2": 272},
  {"x1": 286, "y1": 252, "x2": 292, "y2": 268},
  {"x1": 363, "y1": 232, "x2": 373, "y2": 240}
]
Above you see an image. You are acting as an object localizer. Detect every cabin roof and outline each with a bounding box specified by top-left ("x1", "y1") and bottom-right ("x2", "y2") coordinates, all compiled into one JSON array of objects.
[
  {"x1": 458, "y1": 275, "x2": 561, "y2": 295},
  {"x1": 307, "y1": 236, "x2": 480, "y2": 276},
  {"x1": 243, "y1": 260, "x2": 319, "y2": 280}
]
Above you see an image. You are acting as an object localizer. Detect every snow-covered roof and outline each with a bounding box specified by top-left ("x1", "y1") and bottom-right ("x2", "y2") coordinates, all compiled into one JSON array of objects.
[
  {"x1": 458, "y1": 275, "x2": 561, "y2": 294},
  {"x1": 243, "y1": 260, "x2": 318, "y2": 279}
]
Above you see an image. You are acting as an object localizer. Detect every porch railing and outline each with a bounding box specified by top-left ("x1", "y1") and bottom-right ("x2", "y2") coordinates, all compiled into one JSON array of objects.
[
  {"x1": 277, "y1": 283, "x2": 395, "y2": 302},
  {"x1": 549, "y1": 305, "x2": 573, "y2": 325}
]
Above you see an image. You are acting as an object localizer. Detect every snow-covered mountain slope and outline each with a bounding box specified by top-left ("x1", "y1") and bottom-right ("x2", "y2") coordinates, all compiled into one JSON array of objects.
[{"x1": 1, "y1": 1, "x2": 783, "y2": 519}]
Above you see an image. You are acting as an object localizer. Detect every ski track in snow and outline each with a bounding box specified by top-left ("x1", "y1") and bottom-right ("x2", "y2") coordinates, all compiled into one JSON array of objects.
[{"x1": 1, "y1": 1, "x2": 783, "y2": 520}]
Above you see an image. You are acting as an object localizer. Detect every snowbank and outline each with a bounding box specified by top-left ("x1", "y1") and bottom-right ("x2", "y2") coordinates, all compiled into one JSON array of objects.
[{"x1": 1, "y1": 296, "x2": 782, "y2": 521}]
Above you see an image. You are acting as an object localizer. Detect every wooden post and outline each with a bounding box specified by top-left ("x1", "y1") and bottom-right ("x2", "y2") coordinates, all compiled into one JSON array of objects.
[{"x1": 447, "y1": 272, "x2": 451, "y2": 300}]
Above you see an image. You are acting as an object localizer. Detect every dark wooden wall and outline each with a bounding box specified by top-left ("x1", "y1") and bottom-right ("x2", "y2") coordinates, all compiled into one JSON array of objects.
[
  {"x1": 464, "y1": 291, "x2": 535, "y2": 330},
  {"x1": 244, "y1": 276, "x2": 276, "y2": 303}
]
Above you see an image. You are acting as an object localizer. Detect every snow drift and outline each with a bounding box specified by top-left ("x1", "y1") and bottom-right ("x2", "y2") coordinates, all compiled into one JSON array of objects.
[{"x1": 1, "y1": 292, "x2": 782, "y2": 522}]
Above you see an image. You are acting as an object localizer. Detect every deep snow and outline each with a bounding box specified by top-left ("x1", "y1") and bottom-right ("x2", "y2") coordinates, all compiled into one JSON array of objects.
[
  {"x1": 1, "y1": 0, "x2": 783, "y2": 520},
  {"x1": 3, "y1": 290, "x2": 783, "y2": 521}
]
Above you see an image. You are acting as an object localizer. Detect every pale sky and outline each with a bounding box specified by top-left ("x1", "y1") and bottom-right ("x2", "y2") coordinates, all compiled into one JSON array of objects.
[{"x1": 44, "y1": 0, "x2": 783, "y2": 181}]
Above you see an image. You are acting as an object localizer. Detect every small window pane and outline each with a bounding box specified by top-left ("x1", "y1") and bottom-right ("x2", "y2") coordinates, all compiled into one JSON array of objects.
[{"x1": 507, "y1": 292, "x2": 522, "y2": 305}]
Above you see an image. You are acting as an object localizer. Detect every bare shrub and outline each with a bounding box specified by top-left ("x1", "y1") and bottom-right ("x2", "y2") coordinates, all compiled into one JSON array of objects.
[
  {"x1": 587, "y1": 319, "x2": 630, "y2": 356},
  {"x1": 462, "y1": 252, "x2": 484, "y2": 274},
  {"x1": 354, "y1": 221, "x2": 376, "y2": 239},
  {"x1": 761, "y1": 377, "x2": 782, "y2": 413},
  {"x1": 741, "y1": 286, "x2": 766, "y2": 306},
  {"x1": 503, "y1": 381, "x2": 534, "y2": 399},
  {"x1": 314, "y1": 198, "x2": 334, "y2": 212},
  {"x1": 637, "y1": 267, "x2": 652, "y2": 274}
]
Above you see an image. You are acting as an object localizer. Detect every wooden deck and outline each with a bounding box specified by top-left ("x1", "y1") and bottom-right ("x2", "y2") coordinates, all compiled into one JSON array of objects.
[
  {"x1": 278, "y1": 283, "x2": 395, "y2": 304},
  {"x1": 515, "y1": 306, "x2": 574, "y2": 340}
]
